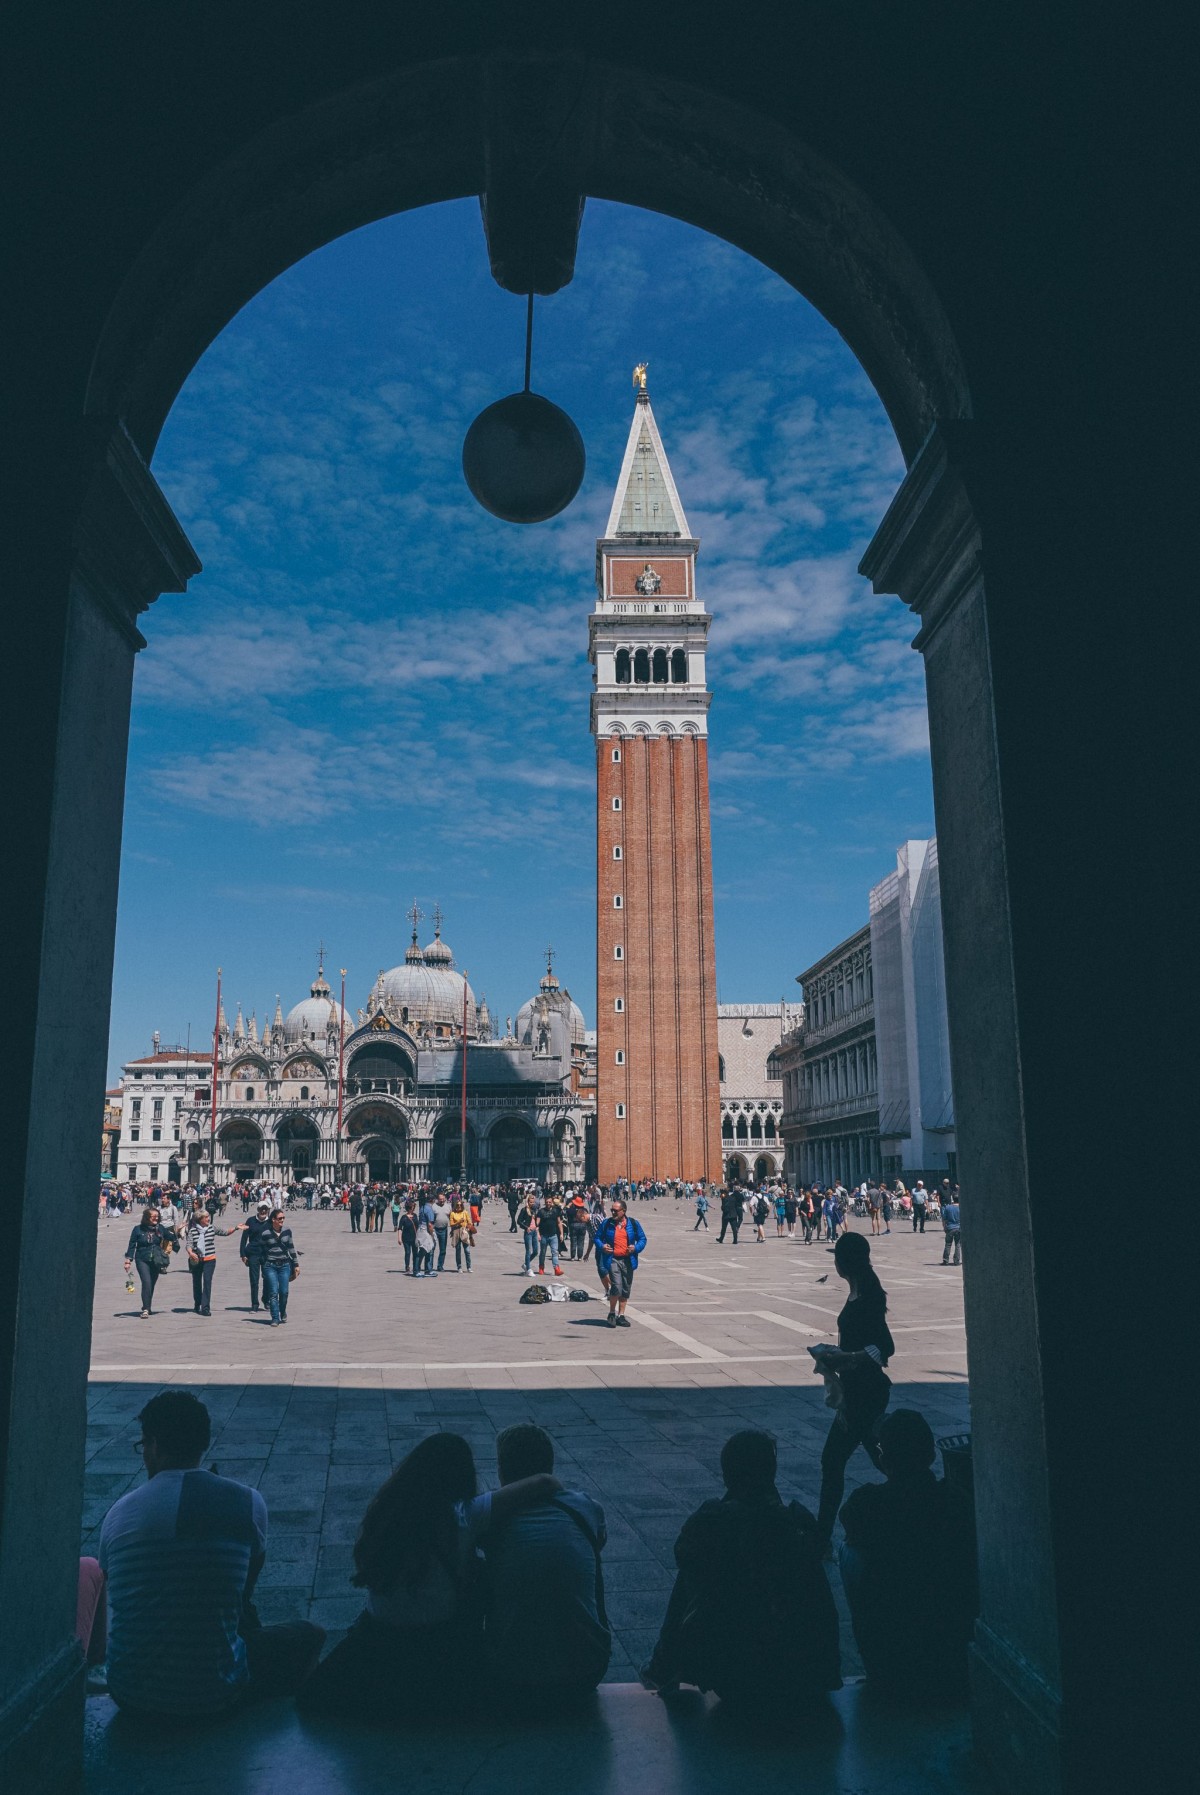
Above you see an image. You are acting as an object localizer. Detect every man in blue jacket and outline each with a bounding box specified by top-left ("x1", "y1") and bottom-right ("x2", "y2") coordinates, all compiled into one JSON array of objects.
[{"x1": 597, "y1": 1199, "x2": 646, "y2": 1329}]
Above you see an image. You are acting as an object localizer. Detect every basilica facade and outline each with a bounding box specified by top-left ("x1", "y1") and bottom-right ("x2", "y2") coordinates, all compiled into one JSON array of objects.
[{"x1": 140, "y1": 917, "x2": 596, "y2": 1188}]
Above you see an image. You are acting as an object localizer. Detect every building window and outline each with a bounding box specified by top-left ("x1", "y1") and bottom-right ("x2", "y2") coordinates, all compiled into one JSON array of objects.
[
  {"x1": 152, "y1": 1099, "x2": 163, "y2": 1119},
  {"x1": 613, "y1": 845, "x2": 622, "y2": 860},
  {"x1": 671, "y1": 647, "x2": 687, "y2": 683},
  {"x1": 615, "y1": 1050, "x2": 625, "y2": 1065},
  {"x1": 611, "y1": 746, "x2": 622, "y2": 762},
  {"x1": 614, "y1": 998, "x2": 624, "y2": 1012},
  {"x1": 615, "y1": 1103, "x2": 626, "y2": 1119},
  {"x1": 615, "y1": 651, "x2": 631, "y2": 684},
  {"x1": 612, "y1": 797, "x2": 621, "y2": 811},
  {"x1": 633, "y1": 648, "x2": 650, "y2": 683},
  {"x1": 131, "y1": 1099, "x2": 141, "y2": 1118},
  {"x1": 300, "y1": 1085, "x2": 309, "y2": 1100},
  {"x1": 130, "y1": 1128, "x2": 140, "y2": 1142},
  {"x1": 614, "y1": 944, "x2": 623, "y2": 960},
  {"x1": 244, "y1": 1086, "x2": 255, "y2": 1101},
  {"x1": 613, "y1": 894, "x2": 623, "y2": 908},
  {"x1": 151, "y1": 1128, "x2": 161, "y2": 1142}
]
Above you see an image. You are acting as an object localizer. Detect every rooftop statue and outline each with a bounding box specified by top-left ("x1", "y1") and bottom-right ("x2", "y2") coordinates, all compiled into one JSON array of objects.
[{"x1": 632, "y1": 362, "x2": 648, "y2": 391}]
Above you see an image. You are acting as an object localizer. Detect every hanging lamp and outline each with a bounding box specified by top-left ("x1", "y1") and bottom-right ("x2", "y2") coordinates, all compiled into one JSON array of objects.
[{"x1": 462, "y1": 294, "x2": 585, "y2": 523}]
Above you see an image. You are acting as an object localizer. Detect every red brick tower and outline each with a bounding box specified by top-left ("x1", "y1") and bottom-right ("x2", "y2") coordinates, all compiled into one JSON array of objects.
[{"x1": 590, "y1": 379, "x2": 722, "y2": 1184}]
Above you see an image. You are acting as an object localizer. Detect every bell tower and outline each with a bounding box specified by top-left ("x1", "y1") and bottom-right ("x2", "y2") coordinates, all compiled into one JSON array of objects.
[{"x1": 589, "y1": 376, "x2": 722, "y2": 1184}]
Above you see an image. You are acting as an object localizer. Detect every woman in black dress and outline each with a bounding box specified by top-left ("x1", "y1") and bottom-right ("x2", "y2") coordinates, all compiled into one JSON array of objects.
[
  {"x1": 815, "y1": 1230, "x2": 895, "y2": 1547},
  {"x1": 122, "y1": 1206, "x2": 174, "y2": 1318}
]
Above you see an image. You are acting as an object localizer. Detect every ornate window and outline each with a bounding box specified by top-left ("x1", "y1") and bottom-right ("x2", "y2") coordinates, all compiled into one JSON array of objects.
[
  {"x1": 671, "y1": 647, "x2": 687, "y2": 683},
  {"x1": 652, "y1": 647, "x2": 668, "y2": 683},
  {"x1": 615, "y1": 650, "x2": 631, "y2": 684},
  {"x1": 633, "y1": 648, "x2": 650, "y2": 683}
]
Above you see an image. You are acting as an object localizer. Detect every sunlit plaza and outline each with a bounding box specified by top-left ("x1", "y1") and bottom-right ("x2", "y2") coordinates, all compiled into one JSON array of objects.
[{"x1": 84, "y1": 1204, "x2": 970, "y2": 1792}]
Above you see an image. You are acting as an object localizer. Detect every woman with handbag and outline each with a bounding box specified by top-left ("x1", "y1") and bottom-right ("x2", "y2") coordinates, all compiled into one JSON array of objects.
[
  {"x1": 448, "y1": 1195, "x2": 473, "y2": 1273},
  {"x1": 261, "y1": 1208, "x2": 300, "y2": 1325},
  {"x1": 123, "y1": 1207, "x2": 173, "y2": 1318},
  {"x1": 185, "y1": 1207, "x2": 243, "y2": 1316},
  {"x1": 812, "y1": 1230, "x2": 895, "y2": 1551}
]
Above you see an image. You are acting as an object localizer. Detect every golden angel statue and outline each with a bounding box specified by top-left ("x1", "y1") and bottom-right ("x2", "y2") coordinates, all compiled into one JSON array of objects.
[{"x1": 632, "y1": 362, "x2": 648, "y2": 391}]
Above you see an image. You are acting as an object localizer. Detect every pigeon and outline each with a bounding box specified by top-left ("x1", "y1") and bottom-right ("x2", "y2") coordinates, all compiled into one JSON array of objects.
[{"x1": 816, "y1": 1274, "x2": 829, "y2": 1284}]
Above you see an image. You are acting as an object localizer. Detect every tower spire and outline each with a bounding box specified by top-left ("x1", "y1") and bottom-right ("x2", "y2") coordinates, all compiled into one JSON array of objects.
[{"x1": 605, "y1": 382, "x2": 691, "y2": 539}]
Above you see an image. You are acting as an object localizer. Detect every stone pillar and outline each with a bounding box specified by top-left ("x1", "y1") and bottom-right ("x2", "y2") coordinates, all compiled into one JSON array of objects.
[
  {"x1": 862, "y1": 424, "x2": 1072, "y2": 1793},
  {"x1": 0, "y1": 427, "x2": 199, "y2": 1792}
]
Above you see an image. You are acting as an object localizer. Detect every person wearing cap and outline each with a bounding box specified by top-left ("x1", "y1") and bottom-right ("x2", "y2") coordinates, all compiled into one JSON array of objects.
[{"x1": 240, "y1": 1203, "x2": 272, "y2": 1313}]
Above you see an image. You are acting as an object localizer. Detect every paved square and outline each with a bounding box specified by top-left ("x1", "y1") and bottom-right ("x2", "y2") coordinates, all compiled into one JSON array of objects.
[{"x1": 87, "y1": 1203, "x2": 969, "y2": 1679}]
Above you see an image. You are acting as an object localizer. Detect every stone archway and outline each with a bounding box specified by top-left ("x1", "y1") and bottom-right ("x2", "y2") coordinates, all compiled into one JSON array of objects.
[
  {"x1": 7, "y1": 40, "x2": 1108, "y2": 1795},
  {"x1": 345, "y1": 1101, "x2": 408, "y2": 1181}
]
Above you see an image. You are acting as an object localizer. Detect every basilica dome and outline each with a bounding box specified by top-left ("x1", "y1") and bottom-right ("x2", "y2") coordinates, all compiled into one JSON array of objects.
[
  {"x1": 516, "y1": 958, "x2": 586, "y2": 1048},
  {"x1": 375, "y1": 916, "x2": 477, "y2": 1032},
  {"x1": 283, "y1": 963, "x2": 349, "y2": 1046}
]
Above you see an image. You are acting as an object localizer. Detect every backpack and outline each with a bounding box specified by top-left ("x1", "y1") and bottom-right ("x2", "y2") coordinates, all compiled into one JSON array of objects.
[
  {"x1": 519, "y1": 1284, "x2": 551, "y2": 1304},
  {"x1": 567, "y1": 1286, "x2": 591, "y2": 1302},
  {"x1": 755, "y1": 1198, "x2": 769, "y2": 1222}
]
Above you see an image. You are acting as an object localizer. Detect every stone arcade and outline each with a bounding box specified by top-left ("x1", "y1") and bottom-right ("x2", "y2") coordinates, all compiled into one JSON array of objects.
[{"x1": 6, "y1": 16, "x2": 1182, "y2": 1795}]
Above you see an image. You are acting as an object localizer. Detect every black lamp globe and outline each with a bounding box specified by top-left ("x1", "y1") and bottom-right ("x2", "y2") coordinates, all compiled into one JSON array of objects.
[{"x1": 462, "y1": 390, "x2": 585, "y2": 524}]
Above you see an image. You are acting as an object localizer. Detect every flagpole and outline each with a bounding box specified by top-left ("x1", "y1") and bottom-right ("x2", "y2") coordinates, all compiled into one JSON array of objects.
[
  {"x1": 460, "y1": 970, "x2": 469, "y2": 1183},
  {"x1": 336, "y1": 967, "x2": 347, "y2": 1187},
  {"x1": 209, "y1": 967, "x2": 221, "y2": 1190}
]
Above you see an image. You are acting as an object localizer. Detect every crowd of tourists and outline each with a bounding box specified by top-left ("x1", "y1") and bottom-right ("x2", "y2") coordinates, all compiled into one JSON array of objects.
[{"x1": 77, "y1": 1226, "x2": 975, "y2": 1718}]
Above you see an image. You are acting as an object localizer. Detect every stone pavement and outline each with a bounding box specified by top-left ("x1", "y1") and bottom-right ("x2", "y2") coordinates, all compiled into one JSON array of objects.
[{"x1": 86, "y1": 1202, "x2": 969, "y2": 1683}]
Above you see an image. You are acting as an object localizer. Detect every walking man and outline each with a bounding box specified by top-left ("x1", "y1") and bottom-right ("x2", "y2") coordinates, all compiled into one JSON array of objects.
[
  {"x1": 717, "y1": 1187, "x2": 742, "y2": 1245},
  {"x1": 240, "y1": 1202, "x2": 271, "y2": 1313},
  {"x1": 694, "y1": 1189, "x2": 710, "y2": 1230},
  {"x1": 912, "y1": 1181, "x2": 928, "y2": 1233},
  {"x1": 941, "y1": 1192, "x2": 962, "y2": 1265},
  {"x1": 597, "y1": 1199, "x2": 646, "y2": 1329}
]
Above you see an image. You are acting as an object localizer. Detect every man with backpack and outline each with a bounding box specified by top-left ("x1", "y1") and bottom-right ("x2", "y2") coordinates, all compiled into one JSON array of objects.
[
  {"x1": 752, "y1": 1191, "x2": 770, "y2": 1241},
  {"x1": 640, "y1": 1430, "x2": 839, "y2": 1705}
]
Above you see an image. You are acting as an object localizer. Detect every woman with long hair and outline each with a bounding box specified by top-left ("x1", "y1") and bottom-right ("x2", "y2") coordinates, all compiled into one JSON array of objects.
[
  {"x1": 122, "y1": 1207, "x2": 173, "y2": 1318},
  {"x1": 813, "y1": 1230, "x2": 895, "y2": 1549},
  {"x1": 297, "y1": 1431, "x2": 559, "y2": 1716}
]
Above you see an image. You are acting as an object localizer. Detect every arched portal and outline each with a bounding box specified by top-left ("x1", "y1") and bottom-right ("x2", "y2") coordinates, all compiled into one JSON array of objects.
[
  {"x1": 7, "y1": 41, "x2": 1105, "y2": 1795},
  {"x1": 346, "y1": 1040, "x2": 414, "y2": 1098},
  {"x1": 430, "y1": 1114, "x2": 477, "y2": 1181},
  {"x1": 217, "y1": 1119, "x2": 262, "y2": 1181},
  {"x1": 346, "y1": 1101, "x2": 408, "y2": 1180},
  {"x1": 725, "y1": 1155, "x2": 749, "y2": 1184},
  {"x1": 486, "y1": 1116, "x2": 537, "y2": 1182},
  {"x1": 276, "y1": 1113, "x2": 320, "y2": 1180}
]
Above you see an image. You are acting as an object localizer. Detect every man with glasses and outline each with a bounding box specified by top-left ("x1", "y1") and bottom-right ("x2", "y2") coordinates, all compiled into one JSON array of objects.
[
  {"x1": 240, "y1": 1201, "x2": 271, "y2": 1312},
  {"x1": 596, "y1": 1199, "x2": 647, "y2": 1329},
  {"x1": 99, "y1": 1391, "x2": 324, "y2": 1714}
]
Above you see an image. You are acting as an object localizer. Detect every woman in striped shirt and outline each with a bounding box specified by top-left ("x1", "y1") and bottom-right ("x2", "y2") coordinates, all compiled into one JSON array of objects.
[{"x1": 185, "y1": 1210, "x2": 243, "y2": 1317}]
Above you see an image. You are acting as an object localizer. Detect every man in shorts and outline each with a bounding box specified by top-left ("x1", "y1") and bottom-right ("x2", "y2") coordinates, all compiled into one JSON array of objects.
[{"x1": 597, "y1": 1199, "x2": 647, "y2": 1329}]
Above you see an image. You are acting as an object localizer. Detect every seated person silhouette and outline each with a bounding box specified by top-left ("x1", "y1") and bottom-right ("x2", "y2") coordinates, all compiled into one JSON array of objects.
[
  {"x1": 481, "y1": 1424, "x2": 611, "y2": 1697},
  {"x1": 838, "y1": 1408, "x2": 978, "y2": 1692},
  {"x1": 642, "y1": 1429, "x2": 840, "y2": 1704}
]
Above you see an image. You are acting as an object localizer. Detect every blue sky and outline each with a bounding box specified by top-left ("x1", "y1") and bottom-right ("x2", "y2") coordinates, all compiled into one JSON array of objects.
[{"x1": 108, "y1": 199, "x2": 932, "y2": 1078}]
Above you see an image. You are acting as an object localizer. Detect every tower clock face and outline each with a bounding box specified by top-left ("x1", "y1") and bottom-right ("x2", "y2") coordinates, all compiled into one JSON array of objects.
[{"x1": 635, "y1": 563, "x2": 662, "y2": 595}]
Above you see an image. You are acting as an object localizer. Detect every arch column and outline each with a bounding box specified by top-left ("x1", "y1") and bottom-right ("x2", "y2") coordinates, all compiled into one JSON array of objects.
[
  {"x1": 862, "y1": 422, "x2": 1063, "y2": 1792},
  {"x1": 1, "y1": 427, "x2": 199, "y2": 1790}
]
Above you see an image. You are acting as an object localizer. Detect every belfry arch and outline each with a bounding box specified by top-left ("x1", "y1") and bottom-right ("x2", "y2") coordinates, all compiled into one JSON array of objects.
[{"x1": 5, "y1": 34, "x2": 1153, "y2": 1795}]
